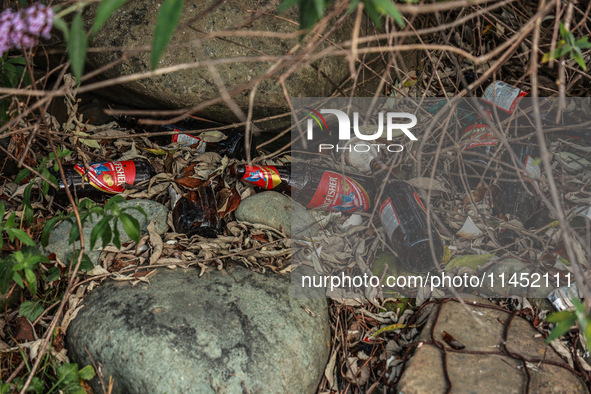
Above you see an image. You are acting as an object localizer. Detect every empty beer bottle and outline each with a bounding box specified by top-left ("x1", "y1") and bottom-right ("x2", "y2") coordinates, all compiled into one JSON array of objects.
[
  {"x1": 172, "y1": 184, "x2": 220, "y2": 238},
  {"x1": 491, "y1": 142, "x2": 541, "y2": 245},
  {"x1": 158, "y1": 129, "x2": 256, "y2": 160},
  {"x1": 369, "y1": 158, "x2": 444, "y2": 272},
  {"x1": 52, "y1": 159, "x2": 155, "y2": 201},
  {"x1": 453, "y1": 123, "x2": 499, "y2": 190},
  {"x1": 231, "y1": 164, "x2": 374, "y2": 213},
  {"x1": 117, "y1": 114, "x2": 255, "y2": 159}
]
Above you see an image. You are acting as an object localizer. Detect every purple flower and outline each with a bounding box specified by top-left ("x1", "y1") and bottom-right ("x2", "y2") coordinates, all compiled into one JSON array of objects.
[{"x1": 0, "y1": 3, "x2": 54, "y2": 56}]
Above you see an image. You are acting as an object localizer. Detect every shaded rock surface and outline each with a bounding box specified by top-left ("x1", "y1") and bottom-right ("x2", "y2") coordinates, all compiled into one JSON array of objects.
[
  {"x1": 397, "y1": 298, "x2": 587, "y2": 393},
  {"x1": 44, "y1": 199, "x2": 168, "y2": 265},
  {"x1": 66, "y1": 265, "x2": 330, "y2": 393},
  {"x1": 85, "y1": 0, "x2": 357, "y2": 129},
  {"x1": 235, "y1": 191, "x2": 321, "y2": 238}
]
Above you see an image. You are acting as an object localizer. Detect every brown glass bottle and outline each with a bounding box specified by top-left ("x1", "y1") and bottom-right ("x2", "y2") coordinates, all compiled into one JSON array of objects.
[
  {"x1": 155, "y1": 129, "x2": 256, "y2": 160},
  {"x1": 453, "y1": 123, "x2": 499, "y2": 190},
  {"x1": 52, "y1": 159, "x2": 156, "y2": 201},
  {"x1": 172, "y1": 185, "x2": 220, "y2": 238},
  {"x1": 232, "y1": 164, "x2": 374, "y2": 213},
  {"x1": 117, "y1": 114, "x2": 256, "y2": 159},
  {"x1": 370, "y1": 158, "x2": 444, "y2": 273},
  {"x1": 491, "y1": 142, "x2": 541, "y2": 245}
]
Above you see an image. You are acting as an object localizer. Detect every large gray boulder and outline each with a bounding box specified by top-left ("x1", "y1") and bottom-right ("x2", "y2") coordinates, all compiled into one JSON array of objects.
[
  {"x1": 86, "y1": 0, "x2": 357, "y2": 128},
  {"x1": 66, "y1": 265, "x2": 330, "y2": 393}
]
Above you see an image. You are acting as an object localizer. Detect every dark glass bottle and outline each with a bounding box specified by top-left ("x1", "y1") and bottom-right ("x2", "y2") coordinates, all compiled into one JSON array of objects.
[
  {"x1": 172, "y1": 185, "x2": 220, "y2": 238},
  {"x1": 156, "y1": 129, "x2": 256, "y2": 160},
  {"x1": 52, "y1": 159, "x2": 155, "y2": 201},
  {"x1": 491, "y1": 142, "x2": 541, "y2": 244},
  {"x1": 116, "y1": 114, "x2": 256, "y2": 159},
  {"x1": 453, "y1": 123, "x2": 499, "y2": 190},
  {"x1": 232, "y1": 164, "x2": 374, "y2": 213},
  {"x1": 369, "y1": 158, "x2": 444, "y2": 272}
]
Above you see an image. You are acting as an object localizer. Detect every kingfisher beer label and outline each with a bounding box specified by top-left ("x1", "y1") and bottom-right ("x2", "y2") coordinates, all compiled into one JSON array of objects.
[
  {"x1": 74, "y1": 161, "x2": 137, "y2": 193},
  {"x1": 482, "y1": 81, "x2": 528, "y2": 114},
  {"x1": 379, "y1": 198, "x2": 400, "y2": 239},
  {"x1": 461, "y1": 124, "x2": 498, "y2": 150},
  {"x1": 308, "y1": 171, "x2": 371, "y2": 213},
  {"x1": 241, "y1": 165, "x2": 282, "y2": 189}
]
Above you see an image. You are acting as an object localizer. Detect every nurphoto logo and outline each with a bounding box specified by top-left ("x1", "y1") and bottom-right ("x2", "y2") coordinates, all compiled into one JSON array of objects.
[{"x1": 303, "y1": 107, "x2": 418, "y2": 153}]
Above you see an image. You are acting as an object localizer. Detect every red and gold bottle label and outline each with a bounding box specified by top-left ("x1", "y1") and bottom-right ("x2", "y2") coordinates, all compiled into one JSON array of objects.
[
  {"x1": 74, "y1": 161, "x2": 137, "y2": 193},
  {"x1": 308, "y1": 171, "x2": 371, "y2": 213},
  {"x1": 240, "y1": 165, "x2": 282, "y2": 189},
  {"x1": 461, "y1": 124, "x2": 498, "y2": 150}
]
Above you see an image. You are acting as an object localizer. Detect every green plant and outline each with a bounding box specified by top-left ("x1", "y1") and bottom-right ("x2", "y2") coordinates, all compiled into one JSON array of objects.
[
  {"x1": 542, "y1": 22, "x2": 591, "y2": 71},
  {"x1": 15, "y1": 147, "x2": 70, "y2": 226},
  {"x1": 41, "y1": 195, "x2": 146, "y2": 253},
  {"x1": 278, "y1": 0, "x2": 405, "y2": 34},
  {"x1": 0, "y1": 203, "x2": 45, "y2": 296},
  {"x1": 546, "y1": 298, "x2": 591, "y2": 352},
  {"x1": 0, "y1": 54, "x2": 31, "y2": 123},
  {"x1": 47, "y1": 363, "x2": 95, "y2": 394}
]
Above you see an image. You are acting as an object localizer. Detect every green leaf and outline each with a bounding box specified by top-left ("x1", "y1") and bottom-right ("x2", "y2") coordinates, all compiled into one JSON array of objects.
[
  {"x1": 79, "y1": 254, "x2": 94, "y2": 272},
  {"x1": 105, "y1": 195, "x2": 125, "y2": 211},
  {"x1": 41, "y1": 216, "x2": 63, "y2": 247},
  {"x1": 151, "y1": 0, "x2": 184, "y2": 69},
  {"x1": 92, "y1": 0, "x2": 128, "y2": 37},
  {"x1": 546, "y1": 310, "x2": 574, "y2": 323},
  {"x1": 571, "y1": 47, "x2": 587, "y2": 71},
  {"x1": 575, "y1": 36, "x2": 591, "y2": 49},
  {"x1": 45, "y1": 266, "x2": 61, "y2": 282},
  {"x1": 443, "y1": 253, "x2": 495, "y2": 271},
  {"x1": 119, "y1": 213, "x2": 140, "y2": 243},
  {"x1": 56, "y1": 363, "x2": 80, "y2": 387},
  {"x1": 546, "y1": 314, "x2": 577, "y2": 342},
  {"x1": 112, "y1": 225, "x2": 121, "y2": 249},
  {"x1": 69, "y1": 223, "x2": 80, "y2": 245},
  {"x1": 6, "y1": 57, "x2": 27, "y2": 66},
  {"x1": 23, "y1": 183, "x2": 34, "y2": 225},
  {"x1": 370, "y1": 323, "x2": 407, "y2": 339},
  {"x1": 24, "y1": 268, "x2": 37, "y2": 296},
  {"x1": 101, "y1": 223, "x2": 112, "y2": 250},
  {"x1": 298, "y1": 0, "x2": 325, "y2": 32},
  {"x1": 67, "y1": 252, "x2": 94, "y2": 272},
  {"x1": 67, "y1": 12, "x2": 88, "y2": 84},
  {"x1": 277, "y1": 0, "x2": 301, "y2": 14},
  {"x1": 0, "y1": 260, "x2": 12, "y2": 293},
  {"x1": 19, "y1": 300, "x2": 44, "y2": 322},
  {"x1": 559, "y1": 23, "x2": 575, "y2": 46},
  {"x1": 8, "y1": 228, "x2": 36, "y2": 246},
  {"x1": 367, "y1": 0, "x2": 404, "y2": 28},
  {"x1": 78, "y1": 365, "x2": 96, "y2": 380},
  {"x1": 0, "y1": 202, "x2": 4, "y2": 221},
  {"x1": 12, "y1": 272, "x2": 23, "y2": 289},
  {"x1": 90, "y1": 216, "x2": 112, "y2": 250}
]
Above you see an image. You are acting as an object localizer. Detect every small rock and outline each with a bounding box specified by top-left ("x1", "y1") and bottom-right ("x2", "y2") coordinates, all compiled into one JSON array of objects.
[
  {"x1": 66, "y1": 265, "x2": 330, "y2": 393},
  {"x1": 235, "y1": 191, "x2": 322, "y2": 238},
  {"x1": 44, "y1": 199, "x2": 168, "y2": 265},
  {"x1": 397, "y1": 297, "x2": 587, "y2": 393},
  {"x1": 478, "y1": 258, "x2": 556, "y2": 298}
]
